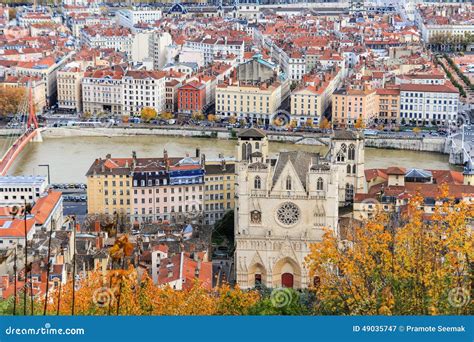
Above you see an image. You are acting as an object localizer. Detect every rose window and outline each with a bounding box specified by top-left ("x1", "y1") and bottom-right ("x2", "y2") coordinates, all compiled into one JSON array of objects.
[{"x1": 276, "y1": 202, "x2": 300, "y2": 226}]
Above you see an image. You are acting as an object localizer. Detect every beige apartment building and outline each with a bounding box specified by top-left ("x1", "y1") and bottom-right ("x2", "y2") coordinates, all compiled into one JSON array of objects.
[
  {"x1": 332, "y1": 87, "x2": 377, "y2": 127},
  {"x1": 82, "y1": 68, "x2": 124, "y2": 116},
  {"x1": 57, "y1": 62, "x2": 85, "y2": 112},
  {"x1": 215, "y1": 81, "x2": 282, "y2": 123},
  {"x1": 375, "y1": 88, "x2": 400, "y2": 125},
  {"x1": 204, "y1": 159, "x2": 236, "y2": 226}
]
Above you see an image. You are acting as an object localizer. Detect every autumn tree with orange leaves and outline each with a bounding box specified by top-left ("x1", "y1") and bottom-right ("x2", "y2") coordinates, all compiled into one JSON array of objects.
[
  {"x1": 0, "y1": 87, "x2": 26, "y2": 116},
  {"x1": 305, "y1": 185, "x2": 473, "y2": 315},
  {"x1": 44, "y1": 267, "x2": 259, "y2": 316}
]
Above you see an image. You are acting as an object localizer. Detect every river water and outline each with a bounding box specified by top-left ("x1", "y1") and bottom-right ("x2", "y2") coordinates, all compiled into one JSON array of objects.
[{"x1": 4, "y1": 136, "x2": 456, "y2": 183}]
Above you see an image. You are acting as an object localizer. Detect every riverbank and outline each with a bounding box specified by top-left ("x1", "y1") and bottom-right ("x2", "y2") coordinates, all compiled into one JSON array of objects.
[{"x1": 39, "y1": 126, "x2": 447, "y2": 152}]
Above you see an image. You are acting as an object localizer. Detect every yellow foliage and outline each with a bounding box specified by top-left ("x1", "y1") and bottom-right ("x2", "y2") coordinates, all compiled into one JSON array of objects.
[
  {"x1": 354, "y1": 116, "x2": 366, "y2": 129},
  {"x1": 228, "y1": 115, "x2": 237, "y2": 124},
  {"x1": 45, "y1": 267, "x2": 259, "y2": 316},
  {"x1": 305, "y1": 192, "x2": 474, "y2": 315},
  {"x1": 160, "y1": 112, "x2": 174, "y2": 120},
  {"x1": 140, "y1": 107, "x2": 157, "y2": 122},
  {"x1": 0, "y1": 86, "x2": 26, "y2": 116},
  {"x1": 319, "y1": 117, "x2": 331, "y2": 129}
]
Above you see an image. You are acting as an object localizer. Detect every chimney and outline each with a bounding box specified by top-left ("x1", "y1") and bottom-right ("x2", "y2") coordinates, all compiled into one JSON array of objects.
[
  {"x1": 106, "y1": 153, "x2": 111, "y2": 159},
  {"x1": 163, "y1": 149, "x2": 168, "y2": 160},
  {"x1": 221, "y1": 159, "x2": 226, "y2": 171},
  {"x1": 96, "y1": 236, "x2": 103, "y2": 250},
  {"x1": 94, "y1": 221, "x2": 100, "y2": 233},
  {"x1": 195, "y1": 148, "x2": 200, "y2": 158}
]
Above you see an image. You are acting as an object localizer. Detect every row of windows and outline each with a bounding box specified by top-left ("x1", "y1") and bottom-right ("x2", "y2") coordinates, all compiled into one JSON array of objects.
[
  {"x1": 133, "y1": 194, "x2": 202, "y2": 204},
  {"x1": 0, "y1": 187, "x2": 39, "y2": 192}
]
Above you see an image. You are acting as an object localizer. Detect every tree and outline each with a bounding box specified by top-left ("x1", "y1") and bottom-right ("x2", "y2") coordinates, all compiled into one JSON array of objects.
[
  {"x1": 273, "y1": 117, "x2": 284, "y2": 127},
  {"x1": 354, "y1": 116, "x2": 366, "y2": 130},
  {"x1": 192, "y1": 111, "x2": 204, "y2": 121},
  {"x1": 160, "y1": 112, "x2": 174, "y2": 121},
  {"x1": 228, "y1": 115, "x2": 237, "y2": 124},
  {"x1": 0, "y1": 87, "x2": 26, "y2": 116},
  {"x1": 212, "y1": 210, "x2": 234, "y2": 245},
  {"x1": 305, "y1": 189, "x2": 473, "y2": 315},
  {"x1": 207, "y1": 114, "x2": 216, "y2": 122},
  {"x1": 43, "y1": 267, "x2": 259, "y2": 316},
  {"x1": 140, "y1": 107, "x2": 157, "y2": 123},
  {"x1": 413, "y1": 127, "x2": 421, "y2": 136},
  {"x1": 319, "y1": 117, "x2": 331, "y2": 130},
  {"x1": 305, "y1": 118, "x2": 314, "y2": 128}
]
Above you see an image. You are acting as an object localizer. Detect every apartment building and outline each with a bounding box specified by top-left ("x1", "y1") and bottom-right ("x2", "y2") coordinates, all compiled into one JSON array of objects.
[
  {"x1": 177, "y1": 81, "x2": 206, "y2": 114},
  {"x1": 82, "y1": 68, "x2": 124, "y2": 116},
  {"x1": 183, "y1": 38, "x2": 244, "y2": 65},
  {"x1": 86, "y1": 155, "x2": 132, "y2": 216},
  {"x1": 57, "y1": 61, "x2": 85, "y2": 112},
  {"x1": 216, "y1": 81, "x2": 282, "y2": 123},
  {"x1": 290, "y1": 67, "x2": 343, "y2": 126},
  {"x1": 204, "y1": 159, "x2": 235, "y2": 226},
  {"x1": 288, "y1": 52, "x2": 306, "y2": 82},
  {"x1": 332, "y1": 87, "x2": 377, "y2": 127},
  {"x1": 122, "y1": 70, "x2": 166, "y2": 117},
  {"x1": 0, "y1": 176, "x2": 48, "y2": 206},
  {"x1": 399, "y1": 83, "x2": 459, "y2": 126},
  {"x1": 375, "y1": 88, "x2": 400, "y2": 125},
  {"x1": 15, "y1": 52, "x2": 74, "y2": 106},
  {"x1": 81, "y1": 26, "x2": 133, "y2": 55},
  {"x1": 116, "y1": 7, "x2": 162, "y2": 28},
  {"x1": 133, "y1": 155, "x2": 204, "y2": 223},
  {"x1": 86, "y1": 153, "x2": 205, "y2": 223}
]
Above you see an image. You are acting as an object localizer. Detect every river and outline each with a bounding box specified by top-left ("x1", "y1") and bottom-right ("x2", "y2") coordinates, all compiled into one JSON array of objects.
[{"x1": 3, "y1": 136, "x2": 457, "y2": 183}]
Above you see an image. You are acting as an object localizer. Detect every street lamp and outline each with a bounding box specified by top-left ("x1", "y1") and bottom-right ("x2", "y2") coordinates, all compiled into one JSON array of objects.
[{"x1": 38, "y1": 164, "x2": 50, "y2": 185}]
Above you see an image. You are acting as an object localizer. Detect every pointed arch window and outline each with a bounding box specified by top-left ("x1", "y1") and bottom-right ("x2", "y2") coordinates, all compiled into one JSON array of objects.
[
  {"x1": 317, "y1": 177, "x2": 324, "y2": 191},
  {"x1": 353, "y1": 164, "x2": 356, "y2": 174},
  {"x1": 285, "y1": 176, "x2": 292, "y2": 190},
  {"x1": 347, "y1": 164, "x2": 351, "y2": 174},
  {"x1": 348, "y1": 144, "x2": 355, "y2": 160},
  {"x1": 254, "y1": 176, "x2": 261, "y2": 189},
  {"x1": 336, "y1": 152, "x2": 345, "y2": 162}
]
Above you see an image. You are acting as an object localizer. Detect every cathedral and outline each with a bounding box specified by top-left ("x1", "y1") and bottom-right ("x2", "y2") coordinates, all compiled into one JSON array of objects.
[{"x1": 234, "y1": 128, "x2": 365, "y2": 289}]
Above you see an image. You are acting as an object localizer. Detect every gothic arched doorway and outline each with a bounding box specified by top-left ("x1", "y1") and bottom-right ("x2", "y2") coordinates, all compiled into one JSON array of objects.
[{"x1": 281, "y1": 273, "x2": 294, "y2": 288}]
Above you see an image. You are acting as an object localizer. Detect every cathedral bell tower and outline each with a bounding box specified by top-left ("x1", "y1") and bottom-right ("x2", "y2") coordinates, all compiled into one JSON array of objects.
[
  {"x1": 327, "y1": 130, "x2": 365, "y2": 206},
  {"x1": 236, "y1": 128, "x2": 268, "y2": 163}
]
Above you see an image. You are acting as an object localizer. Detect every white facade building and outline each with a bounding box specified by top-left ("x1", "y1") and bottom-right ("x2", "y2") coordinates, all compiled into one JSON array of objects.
[
  {"x1": 116, "y1": 7, "x2": 162, "y2": 29},
  {"x1": 399, "y1": 83, "x2": 459, "y2": 126},
  {"x1": 122, "y1": 70, "x2": 166, "y2": 117},
  {"x1": 0, "y1": 176, "x2": 48, "y2": 206}
]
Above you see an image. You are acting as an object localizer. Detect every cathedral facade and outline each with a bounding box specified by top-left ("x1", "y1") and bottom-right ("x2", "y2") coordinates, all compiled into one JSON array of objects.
[{"x1": 234, "y1": 128, "x2": 364, "y2": 289}]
